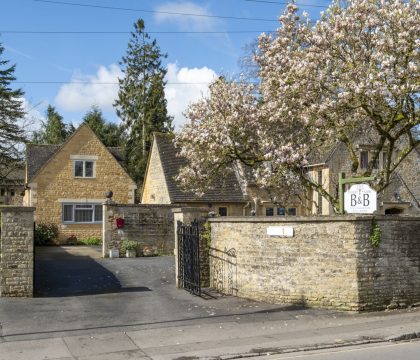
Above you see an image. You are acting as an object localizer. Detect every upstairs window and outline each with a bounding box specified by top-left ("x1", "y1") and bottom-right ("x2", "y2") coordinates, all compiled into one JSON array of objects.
[
  {"x1": 74, "y1": 160, "x2": 95, "y2": 178},
  {"x1": 360, "y1": 150, "x2": 388, "y2": 170},
  {"x1": 360, "y1": 151, "x2": 369, "y2": 169},
  {"x1": 382, "y1": 152, "x2": 388, "y2": 169}
]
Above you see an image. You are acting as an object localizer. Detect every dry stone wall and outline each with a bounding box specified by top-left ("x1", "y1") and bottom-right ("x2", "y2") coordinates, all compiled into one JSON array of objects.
[
  {"x1": 103, "y1": 204, "x2": 176, "y2": 257},
  {"x1": 209, "y1": 215, "x2": 420, "y2": 311},
  {"x1": 0, "y1": 206, "x2": 35, "y2": 297},
  {"x1": 356, "y1": 217, "x2": 420, "y2": 309}
]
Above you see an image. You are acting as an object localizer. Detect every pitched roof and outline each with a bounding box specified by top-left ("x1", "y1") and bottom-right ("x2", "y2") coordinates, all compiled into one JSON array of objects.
[
  {"x1": 153, "y1": 133, "x2": 246, "y2": 203},
  {"x1": 26, "y1": 130, "x2": 128, "y2": 182},
  {"x1": 27, "y1": 144, "x2": 61, "y2": 182},
  {"x1": 0, "y1": 166, "x2": 25, "y2": 185}
]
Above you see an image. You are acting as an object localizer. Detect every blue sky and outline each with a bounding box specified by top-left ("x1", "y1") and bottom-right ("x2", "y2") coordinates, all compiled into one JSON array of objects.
[{"x1": 0, "y1": 0, "x2": 331, "y2": 133}]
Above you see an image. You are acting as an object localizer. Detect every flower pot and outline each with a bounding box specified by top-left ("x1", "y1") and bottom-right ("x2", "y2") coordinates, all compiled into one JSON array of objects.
[{"x1": 126, "y1": 249, "x2": 136, "y2": 258}]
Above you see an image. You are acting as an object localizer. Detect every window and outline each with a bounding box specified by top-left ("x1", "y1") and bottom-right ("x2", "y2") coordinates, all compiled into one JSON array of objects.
[
  {"x1": 0, "y1": 189, "x2": 4, "y2": 196},
  {"x1": 10, "y1": 189, "x2": 15, "y2": 197},
  {"x1": 372, "y1": 155, "x2": 379, "y2": 169},
  {"x1": 62, "y1": 203, "x2": 102, "y2": 223},
  {"x1": 288, "y1": 208, "x2": 297, "y2": 216},
  {"x1": 382, "y1": 152, "x2": 388, "y2": 169},
  {"x1": 265, "y1": 207, "x2": 274, "y2": 216},
  {"x1": 218, "y1": 207, "x2": 228, "y2": 216},
  {"x1": 360, "y1": 151, "x2": 369, "y2": 169},
  {"x1": 74, "y1": 160, "x2": 95, "y2": 178},
  {"x1": 277, "y1": 207, "x2": 286, "y2": 216}
]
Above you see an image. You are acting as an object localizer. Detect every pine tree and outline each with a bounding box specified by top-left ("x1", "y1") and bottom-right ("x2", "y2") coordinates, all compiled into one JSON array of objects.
[
  {"x1": 0, "y1": 43, "x2": 26, "y2": 180},
  {"x1": 114, "y1": 19, "x2": 173, "y2": 185},
  {"x1": 32, "y1": 105, "x2": 71, "y2": 144},
  {"x1": 83, "y1": 105, "x2": 123, "y2": 147}
]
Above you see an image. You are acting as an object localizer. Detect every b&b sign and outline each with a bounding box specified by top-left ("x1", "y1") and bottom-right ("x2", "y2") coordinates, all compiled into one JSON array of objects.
[{"x1": 344, "y1": 184, "x2": 377, "y2": 214}]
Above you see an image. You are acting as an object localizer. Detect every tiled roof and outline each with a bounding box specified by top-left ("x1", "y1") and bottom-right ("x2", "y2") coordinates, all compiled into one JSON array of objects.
[
  {"x1": 154, "y1": 133, "x2": 246, "y2": 203},
  {"x1": 26, "y1": 143, "x2": 126, "y2": 182},
  {"x1": 27, "y1": 144, "x2": 61, "y2": 182},
  {"x1": 107, "y1": 147, "x2": 125, "y2": 164},
  {"x1": 0, "y1": 166, "x2": 25, "y2": 185}
]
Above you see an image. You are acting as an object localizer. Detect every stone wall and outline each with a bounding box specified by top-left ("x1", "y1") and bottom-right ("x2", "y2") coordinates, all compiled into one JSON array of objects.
[
  {"x1": 0, "y1": 206, "x2": 35, "y2": 297},
  {"x1": 103, "y1": 204, "x2": 176, "y2": 257},
  {"x1": 209, "y1": 215, "x2": 420, "y2": 311}
]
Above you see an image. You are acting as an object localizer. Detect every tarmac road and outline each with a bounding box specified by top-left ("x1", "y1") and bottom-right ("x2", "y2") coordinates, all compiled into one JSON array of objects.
[
  {"x1": 270, "y1": 340, "x2": 420, "y2": 360},
  {"x1": 0, "y1": 246, "x2": 326, "y2": 341}
]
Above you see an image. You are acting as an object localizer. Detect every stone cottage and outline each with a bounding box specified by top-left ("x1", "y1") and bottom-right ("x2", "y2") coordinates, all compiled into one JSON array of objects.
[
  {"x1": 141, "y1": 133, "x2": 249, "y2": 216},
  {"x1": 24, "y1": 124, "x2": 137, "y2": 243},
  {"x1": 306, "y1": 135, "x2": 420, "y2": 215},
  {"x1": 0, "y1": 166, "x2": 25, "y2": 205}
]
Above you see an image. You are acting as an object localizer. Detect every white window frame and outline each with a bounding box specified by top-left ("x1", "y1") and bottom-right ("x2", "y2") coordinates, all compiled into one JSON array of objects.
[
  {"x1": 73, "y1": 159, "x2": 96, "y2": 178},
  {"x1": 359, "y1": 149, "x2": 389, "y2": 171},
  {"x1": 62, "y1": 203, "x2": 102, "y2": 224}
]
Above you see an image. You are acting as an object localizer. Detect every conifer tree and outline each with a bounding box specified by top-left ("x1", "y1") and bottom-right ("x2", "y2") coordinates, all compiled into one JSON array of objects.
[
  {"x1": 83, "y1": 105, "x2": 123, "y2": 147},
  {"x1": 0, "y1": 43, "x2": 26, "y2": 180},
  {"x1": 32, "y1": 105, "x2": 71, "y2": 144},
  {"x1": 114, "y1": 19, "x2": 173, "y2": 185}
]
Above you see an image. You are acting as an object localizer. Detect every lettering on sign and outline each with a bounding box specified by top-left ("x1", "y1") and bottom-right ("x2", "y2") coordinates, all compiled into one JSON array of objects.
[
  {"x1": 267, "y1": 226, "x2": 294, "y2": 237},
  {"x1": 344, "y1": 184, "x2": 377, "y2": 214}
]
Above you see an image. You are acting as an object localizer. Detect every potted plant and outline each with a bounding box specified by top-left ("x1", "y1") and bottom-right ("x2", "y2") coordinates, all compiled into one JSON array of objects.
[{"x1": 121, "y1": 240, "x2": 138, "y2": 258}]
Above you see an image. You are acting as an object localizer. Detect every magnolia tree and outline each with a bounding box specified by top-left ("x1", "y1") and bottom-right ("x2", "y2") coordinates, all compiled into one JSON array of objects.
[{"x1": 176, "y1": 0, "x2": 419, "y2": 212}]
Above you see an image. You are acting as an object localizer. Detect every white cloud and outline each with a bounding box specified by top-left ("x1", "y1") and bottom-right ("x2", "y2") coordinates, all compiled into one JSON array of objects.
[
  {"x1": 154, "y1": 1, "x2": 220, "y2": 31},
  {"x1": 20, "y1": 98, "x2": 45, "y2": 136},
  {"x1": 165, "y1": 63, "x2": 217, "y2": 130},
  {"x1": 54, "y1": 62, "x2": 217, "y2": 130},
  {"x1": 55, "y1": 64, "x2": 121, "y2": 112}
]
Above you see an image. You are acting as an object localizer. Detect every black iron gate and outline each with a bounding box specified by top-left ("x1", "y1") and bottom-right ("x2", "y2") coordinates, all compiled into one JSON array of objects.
[{"x1": 177, "y1": 220, "x2": 201, "y2": 296}]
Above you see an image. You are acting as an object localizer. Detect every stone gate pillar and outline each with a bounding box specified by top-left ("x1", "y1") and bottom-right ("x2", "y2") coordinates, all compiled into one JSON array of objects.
[{"x1": 0, "y1": 206, "x2": 35, "y2": 297}]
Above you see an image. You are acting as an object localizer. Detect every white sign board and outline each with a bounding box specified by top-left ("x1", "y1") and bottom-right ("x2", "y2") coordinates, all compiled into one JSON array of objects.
[
  {"x1": 344, "y1": 184, "x2": 377, "y2": 214},
  {"x1": 267, "y1": 226, "x2": 294, "y2": 237}
]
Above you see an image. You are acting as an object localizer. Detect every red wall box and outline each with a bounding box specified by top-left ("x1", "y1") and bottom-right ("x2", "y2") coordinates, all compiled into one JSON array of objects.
[{"x1": 115, "y1": 217, "x2": 125, "y2": 229}]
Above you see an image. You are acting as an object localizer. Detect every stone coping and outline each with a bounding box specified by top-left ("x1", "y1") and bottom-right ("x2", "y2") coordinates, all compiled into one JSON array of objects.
[
  {"x1": 105, "y1": 203, "x2": 176, "y2": 208},
  {"x1": 172, "y1": 207, "x2": 209, "y2": 214},
  {"x1": 0, "y1": 206, "x2": 36, "y2": 212},
  {"x1": 209, "y1": 215, "x2": 420, "y2": 223}
]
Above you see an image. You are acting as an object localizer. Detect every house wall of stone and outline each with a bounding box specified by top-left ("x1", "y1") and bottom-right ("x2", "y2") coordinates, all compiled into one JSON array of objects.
[
  {"x1": 29, "y1": 126, "x2": 136, "y2": 244},
  {"x1": 141, "y1": 141, "x2": 171, "y2": 204},
  {"x1": 186, "y1": 202, "x2": 245, "y2": 216},
  {"x1": 310, "y1": 141, "x2": 419, "y2": 215},
  {"x1": 209, "y1": 215, "x2": 420, "y2": 311},
  {"x1": 307, "y1": 166, "x2": 331, "y2": 215},
  {"x1": 0, "y1": 206, "x2": 35, "y2": 297},
  {"x1": 379, "y1": 149, "x2": 420, "y2": 214},
  {"x1": 0, "y1": 185, "x2": 24, "y2": 206},
  {"x1": 103, "y1": 204, "x2": 176, "y2": 257}
]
